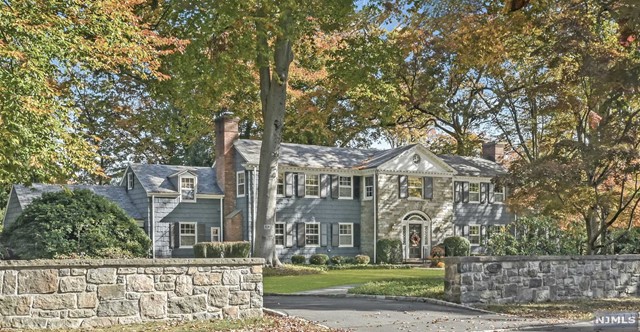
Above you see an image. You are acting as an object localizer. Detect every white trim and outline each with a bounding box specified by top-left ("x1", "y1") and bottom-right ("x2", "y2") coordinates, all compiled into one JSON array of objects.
[
  {"x1": 145, "y1": 193, "x2": 224, "y2": 199},
  {"x1": 274, "y1": 222, "x2": 285, "y2": 247},
  {"x1": 178, "y1": 222, "x2": 197, "y2": 248},
  {"x1": 338, "y1": 222, "x2": 354, "y2": 247},
  {"x1": 276, "y1": 172, "x2": 285, "y2": 197},
  {"x1": 338, "y1": 175, "x2": 353, "y2": 199},
  {"x1": 150, "y1": 195, "x2": 155, "y2": 259},
  {"x1": 236, "y1": 171, "x2": 246, "y2": 197},
  {"x1": 454, "y1": 176, "x2": 494, "y2": 181},
  {"x1": 179, "y1": 175, "x2": 197, "y2": 203},
  {"x1": 468, "y1": 182, "x2": 480, "y2": 203},
  {"x1": 494, "y1": 185, "x2": 505, "y2": 203},
  {"x1": 219, "y1": 199, "x2": 224, "y2": 242},
  {"x1": 304, "y1": 222, "x2": 320, "y2": 247},
  {"x1": 407, "y1": 176, "x2": 424, "y2": 199},
  {"x1": 304, "y1": 173, "x2": 320, "y2": 198},
  {"x1": 468, "y1": 225, "x2": 481, "y2": 246},
  {"x1": 363, "y1": 176, "x2": 374, "y2": 201},
  {"x1": 118, "y1": 165, "x2": 133, "y2": 187},
  {"x1": 210, "y1": 227, "x2": 221, "y2": 242},
  {"x1": 126, "y1": 172, "x2": 134, "y2": 191}
]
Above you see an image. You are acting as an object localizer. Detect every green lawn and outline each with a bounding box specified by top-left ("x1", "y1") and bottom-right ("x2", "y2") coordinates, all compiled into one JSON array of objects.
[{"x1": 264, "y1": 268, "x2": 444, "y2": 294}]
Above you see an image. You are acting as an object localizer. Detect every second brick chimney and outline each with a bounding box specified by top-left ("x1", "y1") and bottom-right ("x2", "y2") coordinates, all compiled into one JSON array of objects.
[
  {"x1": 482, "y1": 142, "x2": 505, "y2": 163},
  {"x1": 214, "y1": 115, "x2": 243, "y2": 241}
]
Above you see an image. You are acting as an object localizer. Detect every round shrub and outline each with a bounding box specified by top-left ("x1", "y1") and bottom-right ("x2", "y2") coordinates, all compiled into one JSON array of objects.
[
  {"x1": 330, "y1": 255, "x2": 347, "y2": 265},
  {"x1": 354, "y1": 254, "x2": 370, "y2": 265},
  {"x1": 443, "y1": 236, "x2": 470, "y2": 256},
  {"x1": 2, "y1": 189, "x2": 151, "y2": 259},
  {"x1": 309, "y1": 254, "x2": 329, "y2": 265},
  {"x1": 376, "y1": 238, "x2": 403, "y2": 264},
  {"x1": 291, "y1": 255, "x2": 306, "y2": 265}
]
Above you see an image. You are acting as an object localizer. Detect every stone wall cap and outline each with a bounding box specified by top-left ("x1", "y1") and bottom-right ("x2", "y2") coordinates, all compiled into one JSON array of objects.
[
  {"x1": 444, "y1": 254, "x2": 640, "y2": 264},
  {"x1": 0, "y1": 258, "x2": 265, "y2": 270}
]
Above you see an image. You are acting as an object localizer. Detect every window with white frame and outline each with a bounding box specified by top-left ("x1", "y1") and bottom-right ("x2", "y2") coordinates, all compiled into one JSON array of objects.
[
  {"x1": 339, "y1": 176, "x2": 352, "y2": 198},
  {"x1": 494, "y1": 184, "x2": 504, "y2": 203},
  {"x1": 305, "y1": 223, "x2": 319, "y2": 245},
  {"x1": 468, "y1": 225, "x2": 481, "y2": 245},
  {"x1": 126, "y1": 173, "x2": 134, "y2": 190},
  {"x1": 339, "y1": 223, "x2": 353, "y2": 247},
  {"x1": 237, "y1": 171, "x2": 246, "y2": 197},
  {"x1": 488, "y1": 225, "x2": 504, "y2": 239},
  {"x1": 408, "y1": 176, "x2": 423, "y2": 198},
  {"x1": 179, "y1": 222, "x2": 197, "y2": 247},
  {"x1": 210, "y1": 227, "x2": 220, "y2": 242},
  {"x1": 277, "y1": 173, "x2": 284, "y2": 196},
  {"x1": 180, "y1": 177, "x2": 196, "y2": 202},
  {"x1": 275, "y1": 222, "x2": 285, "y2": 246},
  {"x1": 305, "y1": 174, "x2": 320, "y2": 197},
  {"x1": 364, "y1": 176, "x2": 374, "y2": 199},
  {"x1": 469, "y1": 183, "x2": 480, "y2": 203}
]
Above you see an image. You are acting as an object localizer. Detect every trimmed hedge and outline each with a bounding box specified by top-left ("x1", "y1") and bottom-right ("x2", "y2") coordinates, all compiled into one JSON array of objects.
[
  {"x1": 310, "y1": 254, "x2": 329, "y2": 265},
  {"x1": 354, "y1": 254, "x2": 370, "y2": 265},
  {"x1": 191, "y1": 241, "x2": 249, "y2": 258},
  {"x1": 330, "y1": 255, "x2": 348, "y2": 265},
  {"x1": 377, "y1": 239, "x2": 403, "y2": 264},
  {"x1": 291, "y1": 255, "x2": 306, "y2": 265},
  {"x1": 443, "y1": 236, "x2": 470, "y2": 256}
]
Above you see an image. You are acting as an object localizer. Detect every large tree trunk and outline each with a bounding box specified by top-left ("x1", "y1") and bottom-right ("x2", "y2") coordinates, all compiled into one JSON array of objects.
[{"x1": 254, "y1": 12, "x2": 293, "y2": 266}]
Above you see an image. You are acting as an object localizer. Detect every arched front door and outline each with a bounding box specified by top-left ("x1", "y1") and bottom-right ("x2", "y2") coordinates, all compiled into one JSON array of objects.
[{"x1": 401, "y1": 212, "x2": 431, "y2": 261}]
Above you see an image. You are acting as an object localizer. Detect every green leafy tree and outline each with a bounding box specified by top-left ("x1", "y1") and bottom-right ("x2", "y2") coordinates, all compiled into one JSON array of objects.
[
  {"x1": 1, "y1": 189, "x2": 151, "y2": 259},
  {"x1": 0, "y1": 0, "x2": 184, "y2": 187}
]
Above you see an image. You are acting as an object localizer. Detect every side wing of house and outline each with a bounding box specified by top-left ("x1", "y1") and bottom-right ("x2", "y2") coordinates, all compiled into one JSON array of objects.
[{"x1": 120, "y1": 167, "x2": 149, "y2": 230}]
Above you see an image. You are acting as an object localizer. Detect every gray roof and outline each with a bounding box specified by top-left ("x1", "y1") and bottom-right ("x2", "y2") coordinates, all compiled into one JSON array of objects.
[
  {"x1": 12, "y1": 184, "x2": 143, "y2": 220},
  {"x1": 130, "y1": 164, "x2": 223, "y2": 195},
  {"x1": 437, "y1": 155, "x2": 507, "y2": 177}
]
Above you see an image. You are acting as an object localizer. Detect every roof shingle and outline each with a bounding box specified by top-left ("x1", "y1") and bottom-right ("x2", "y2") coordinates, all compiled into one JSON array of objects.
[{"x1": 130, "y1": 164, "x2": 222, "y2": 195}]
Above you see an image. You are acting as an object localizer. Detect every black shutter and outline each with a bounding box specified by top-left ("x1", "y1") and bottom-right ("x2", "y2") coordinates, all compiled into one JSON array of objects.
[
  {"x1": 462, "y1": 182, "x2": 470, "y2": 203},
  {"x1": 353, "y1": 224, "x2": 361, "y2": 247},
  {"x1": 197, "y1": 223, "x2": 206, "y2": 243},
  {"x1": 285, "y1": 172, "x2": 294, "y2": 197},
  {"x1": 297, "y1": 173, "x2": 306, "y2": 198},
  {"x1": 398, "y1": 175, "x2": 408, "y2": 199},
  {"x1": 424, "y1": 177, "x2": 433, "y2": 199},
  {"x1": 296, "y1": 223, "x2": 306, "y2": 247},
  {"x1": 488, "y1": 183, "x2": 495, "y2": 203},
  {"x1": 285, "y1": 223, "x2": 294, "y2": 248},
  {"x1": 331, "y1": 175, "x2": 339, "y2": 199},
  {"x1": 353, "y1": 176, "x2": 360, "y2": 199},
  {"x1": 454, "y1": 182, "x2": 461, "y2": 203},
  {"x1": 320, "y1": 174, "x2": 329, "y2": 198},
  {"x1": 321, "y1": 223, "x2": 328, "y2": 246},
  {"x1": 331, "y1": 223, "x2": 339, "y2": 246},
  {"x1": 480, "y1": 183, "x2": 488, "y2": 204}
]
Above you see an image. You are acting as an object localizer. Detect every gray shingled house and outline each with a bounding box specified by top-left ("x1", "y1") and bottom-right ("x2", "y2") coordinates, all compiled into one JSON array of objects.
[{"x1": 3, "y1": 116, "x2": 513, "y2": 261}]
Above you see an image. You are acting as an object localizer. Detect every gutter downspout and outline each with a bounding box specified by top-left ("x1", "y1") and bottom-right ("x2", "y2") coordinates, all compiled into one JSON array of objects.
[
  {"x1": 150, "y1": 195, "x2": 155, "y2": 259},
  {"x1": 220, "y1": 198, "x2": 224, "y2": 242},
  {"x1": 251, "y1": 166, "x2": 258, "y2": 256},
  {"x1": 373, "y1": 171, "x2": 378, "y2": 264}
]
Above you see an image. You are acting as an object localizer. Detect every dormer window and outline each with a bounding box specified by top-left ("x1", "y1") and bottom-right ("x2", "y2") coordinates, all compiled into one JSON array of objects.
[{"x1": 181, "y1": 176, "x2": 196, "y2": 202}]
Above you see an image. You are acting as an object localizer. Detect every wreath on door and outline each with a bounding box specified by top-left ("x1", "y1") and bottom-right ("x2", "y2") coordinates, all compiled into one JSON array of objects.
[{"x1": 410, "y1": 232, "x2": 421, "y2": 246}]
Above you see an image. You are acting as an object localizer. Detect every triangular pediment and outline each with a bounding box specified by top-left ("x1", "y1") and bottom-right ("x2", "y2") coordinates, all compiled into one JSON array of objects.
[{"x1": 376, "y1": 145, "x2": 456, "y2": 174}]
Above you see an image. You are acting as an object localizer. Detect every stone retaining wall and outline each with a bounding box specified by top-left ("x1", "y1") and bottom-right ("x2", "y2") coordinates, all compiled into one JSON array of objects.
[
  {"x1": 0, "y1": 258, "x2": 264, "y2": 329},
  {"x1": 444, "y1": 255, "x2": 640, "y2": 305}
]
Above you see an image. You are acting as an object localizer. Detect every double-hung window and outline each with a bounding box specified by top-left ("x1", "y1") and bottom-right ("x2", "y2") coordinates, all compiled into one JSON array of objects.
[
  {"x1": 408, "y1": 176, "x2": 423, "y2": 199},
  {"x1": 305, "y1": 223, "x2": 319, "y2": 246},
  {"x1": 275, "y1": 222, "x2": 285, "y2": 246},
  {"x1": 494, "y1": 185, "x2": 505, "y2": 203},
  {"x1": 181, "y1": 177, "x2": 196, "y2": 202},
  {"x1": 179, "y1": 222, "x2": 197, "y2": 248},
  {"x1": 277, "y1": 173, "x2": 284, "y2": 196},
  {"x1": 339, "y1": 176, "x2": 352, "y2": 199},
  {"x1": 305, "y1": 174, "x2": 320, "y2": 197},
  {"x1": 338, "y1": 223, "x2": 353, "y2": 247},
  {"x1": 126, "y1": 173, "x2": 134, "y2": 190},
  {"x1": 468, "y1": 183, "x2": 480, "y2": 203},
  {"x1": 210, "y1": 227, "x2": 220, "y2": 242},
  {"x1": 364, "y1": 176, "x2": 374, "y2": 200},
  {"x1": 468, "y1": 225, "x2": 481, "y2": 245},
  {"x1": 237, "y1": 171, "x2": 246, "y2": 197}
]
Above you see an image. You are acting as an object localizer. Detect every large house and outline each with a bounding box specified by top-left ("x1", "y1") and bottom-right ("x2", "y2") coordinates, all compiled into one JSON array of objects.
[{"x1": 3, "y1": 116, "x2": 513, "y2": 261}]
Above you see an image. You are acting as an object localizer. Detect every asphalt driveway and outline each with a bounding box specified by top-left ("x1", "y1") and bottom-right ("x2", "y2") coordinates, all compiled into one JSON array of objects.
[{"x1": 264, "y1": 295, "x2": 593, "y2": 332}]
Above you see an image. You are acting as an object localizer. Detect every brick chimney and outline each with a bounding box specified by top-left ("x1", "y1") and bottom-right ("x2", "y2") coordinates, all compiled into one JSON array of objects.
[
  {"x1": 482, "y1": 142, "x2": 505, "y2": 163},
  {"x1": 214, "y1": 116, "x2": 243, "y2": 241}
]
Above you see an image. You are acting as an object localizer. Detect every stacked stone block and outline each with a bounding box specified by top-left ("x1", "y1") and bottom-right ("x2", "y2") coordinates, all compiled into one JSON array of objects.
[
  {"x1": 0, "y1": 258, "x2": 264, "y2": 329},
  {"x1": 445, "y1": 255, "x2": 640, "y2": 305}
]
